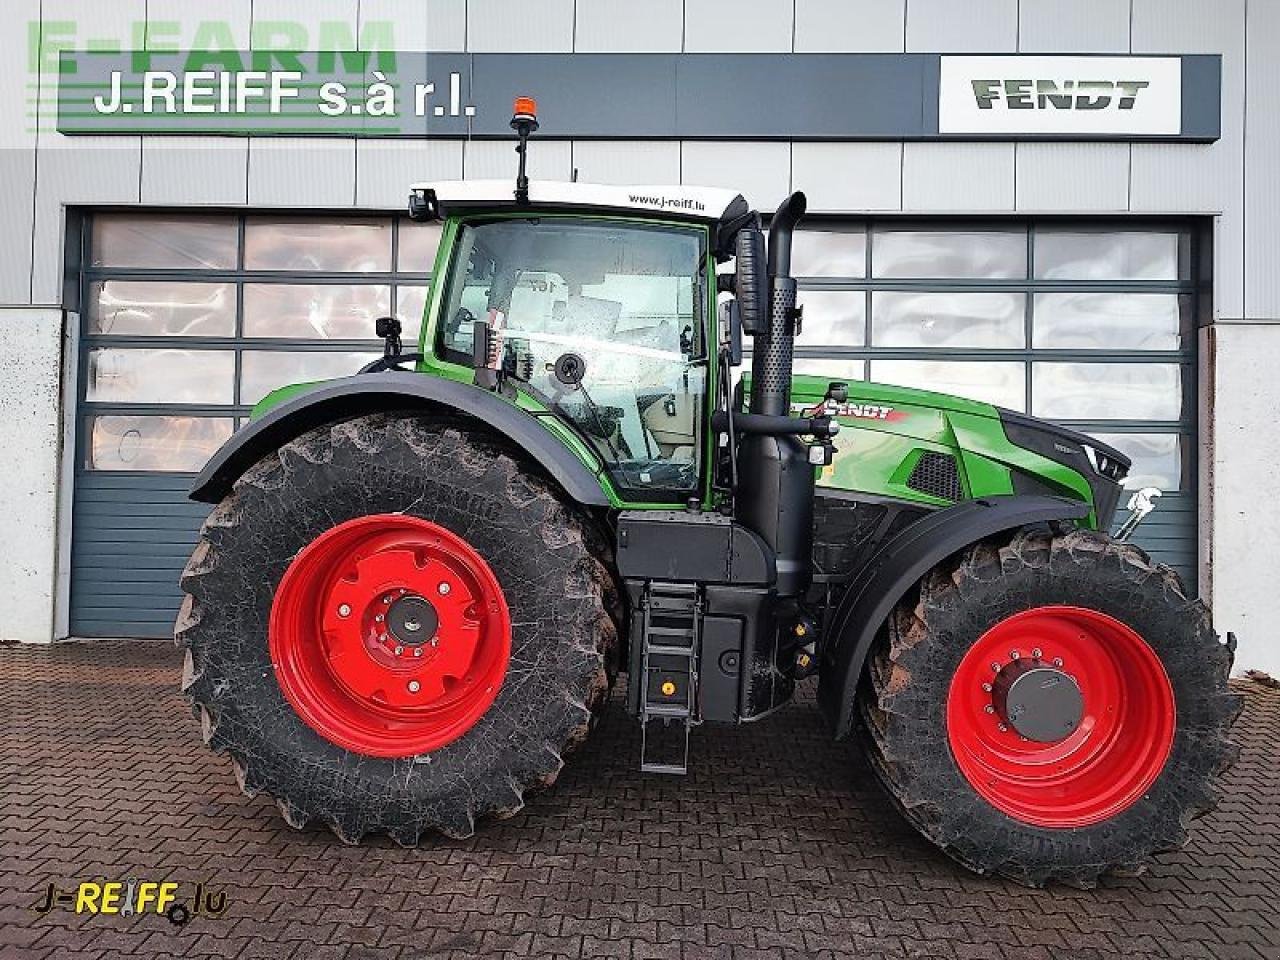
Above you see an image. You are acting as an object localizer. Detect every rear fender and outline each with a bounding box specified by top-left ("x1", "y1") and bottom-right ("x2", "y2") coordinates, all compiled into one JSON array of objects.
[
  {"x1": 817, "y1": 495, "x2": 1090, "y2": 738},
  {"x1": 189, "y1": 372, "x2": 610, "y2": 507}
]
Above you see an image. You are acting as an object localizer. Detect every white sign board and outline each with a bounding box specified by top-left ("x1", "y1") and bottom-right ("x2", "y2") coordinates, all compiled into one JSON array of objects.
[{"x1": 938, "y1": 56, "x2": 1182, "y2": 136}]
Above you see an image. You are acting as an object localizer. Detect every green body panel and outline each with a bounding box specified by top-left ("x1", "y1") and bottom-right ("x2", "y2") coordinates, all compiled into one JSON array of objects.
[
  {"x1": 250, "y1": 213, "x2": 1099, "y2": 525},
  {"x1": 787, "y1": 375, "x2": 1100, "y2": 527}
]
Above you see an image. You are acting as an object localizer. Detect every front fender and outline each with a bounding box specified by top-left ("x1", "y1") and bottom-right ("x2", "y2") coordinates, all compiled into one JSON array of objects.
[
  {"x1": 189, "y1": 372, "x2": 611, "y2": 507},
  {"x1": 817, "y1": 494, "x2": 1090, "y2": 738}
]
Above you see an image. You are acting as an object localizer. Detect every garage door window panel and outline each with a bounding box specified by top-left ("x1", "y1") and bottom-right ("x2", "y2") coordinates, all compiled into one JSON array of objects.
[
  {"x1": 1032, "y1": 362, "x2": 1184, "y2": 422},
  {"x1": 1034, "y1": 231, "x2": 1182, "y2": 281},
  {"x1": 1033, "y1": 292, "x2": 1189, "y2": 351},
  {"x1": 88, "y1": 280, "x2": 237, "y2": 338},
  {"x1": 86, "y1": 416, "x2": 234, "y2": 472},
  {"x1": 242, "y1": 283, "x2": 392, "y2": 339},
  {"x1": 86, "y1": 348, "x2": 235, "y2": 405},
  {"x1": 239, "y1": 350, "x2": 380, "y2": 405},
  {"x1": 873, "y1": 230, "x2": 1026, "y2": 279},
  {"x1": 245, "y1": 218, "x2": 392, "y2": 272},
  {"x1": 870, "y1": 360, "x2": 1026, "y2": 411},
  {"x1": 872, "y1": 291, "x2": 1025, "y2": 349},
  {"x1": 1088, "y1": 433, "x2": 1186, "y2": 492},
  {"x1": 398, "y1": 221, "x2": 443, "y2": 272},
  {"x1": 793, "y1": 230, "x2": 866, "y2": 278},
  {"x1": 796, "y1": 290, "x2": 866, "y2": 347},
  {"x1": 90, "y1": 216, "x2": 238, "y2": 270}
]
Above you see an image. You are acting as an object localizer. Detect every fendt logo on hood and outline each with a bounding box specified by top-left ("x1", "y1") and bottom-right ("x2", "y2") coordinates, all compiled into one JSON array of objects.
[{"x1": 971, "y1": 79, "x2": 1149, "y2": 112}]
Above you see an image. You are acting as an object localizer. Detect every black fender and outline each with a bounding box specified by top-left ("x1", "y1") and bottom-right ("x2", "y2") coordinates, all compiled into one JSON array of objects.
[
  {"x1": 189, "y1": 372, "x2": 611, "y2": 507},
  {"x1": 817, "y1": 494, "x2": 1090, "y2": 739}
]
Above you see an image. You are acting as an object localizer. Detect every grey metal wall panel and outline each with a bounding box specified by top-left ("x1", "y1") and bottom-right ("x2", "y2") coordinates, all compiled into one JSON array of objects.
[
  {"x1": 906, "y1": 0, "x2": 1017, "y2": 52},
  {"x1": 146, "y1": 0, "x2": 250, "y2": 46},
  {"x1": 141, "y1": 138, "x2": 249, "y2": 206},
  {"x1": 356, "y1": 141, "x2": 462, "y2": 207},
  {"x1": 247, "y1": 138, "x2": 356, "y2": 206},
  {"x1": 0, "y1": 150, "x2": 35, "y2": 304},
  {"x1": 0, "y1": 0, "x2": 38, "y2": 303},
  {"x1": 467, "y1": 0, "x2": 575, "y2": 52},
  {"x1": 570, "y1": 141, "x2": 681, "y2": 187},
  {"x1": 250, "y1": 0, "x2": 358, "y2": 47},
  {"x1": 794, "y1": 0, "x2": 905, "y2": 53},
  {"x1": 1131, "y1": 0, "x2": 1245, "y2": 317},
  {"x1": 358, "y1": 0, "x2": 428, "y2": 50},
  {"x1": 464, "y1": 139, "x2": 572, "y2": 180},
  {"x1": 574, "y1": 0, "x2": 683, "y2": 52},
  {"x1": 31, "y1": 139, "x2": 142, "y2": 305},
  {"x1": 902, "y1": 143, "x2": 1014, "y2": 211},
  {"x1": 684, "y1": 0, "x2": 793, "y2": 53},
  {"x1": 791, "y1": 142, "x2": 902, "y2": 211},
  {"x1": 1017, "y1": 0, "x2": 1130, "y2": 54},
  {"x1": 1245, "y1": 1, "x2": 1280, "y2": 319},
  {"x1": 680, "y1": 141, "x2": 791, "y2": 210},
  {"x1": 69, "y1": 474, "x2": 207, "y2": 637},
  {"x1": 1015, "y1": 143, "x2": 1129, "y2": 211}
]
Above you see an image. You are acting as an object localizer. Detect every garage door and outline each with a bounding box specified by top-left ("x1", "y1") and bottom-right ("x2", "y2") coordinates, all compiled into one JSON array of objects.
[
  {"x1": 69, "y1": 212, "x2": 440, "y2": 637},
  {"x1": 789, "y1": 220, "x2": 1199, "y2": 588},
  {"x1": 68, "y1": 214, "x2": 1200, "y2": 637}
]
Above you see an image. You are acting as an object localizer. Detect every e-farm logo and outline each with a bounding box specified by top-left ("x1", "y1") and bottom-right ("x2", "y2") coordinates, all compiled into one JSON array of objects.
[{"x1": 27, "y1": 17, "x2": 402, "y2": 135}]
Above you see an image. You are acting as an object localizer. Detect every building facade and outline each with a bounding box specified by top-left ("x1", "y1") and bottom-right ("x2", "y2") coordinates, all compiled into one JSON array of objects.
[{"x1": 1, "y1": 0, "x2": 1277, "y2": 677}]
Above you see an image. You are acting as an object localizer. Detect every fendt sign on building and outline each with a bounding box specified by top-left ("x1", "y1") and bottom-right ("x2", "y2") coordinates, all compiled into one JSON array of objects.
[
  {"x1": 54, "y1": 52, "x2": 1220, "y2": 142},
  {"x1": 938, "y1": 56, "x2": 1184, "y2": 136}
]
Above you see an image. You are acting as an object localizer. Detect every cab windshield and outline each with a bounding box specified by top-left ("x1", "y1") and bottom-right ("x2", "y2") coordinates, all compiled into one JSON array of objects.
[{"x1": 438, "y1": 217, "x2": 707, "y2": 502}]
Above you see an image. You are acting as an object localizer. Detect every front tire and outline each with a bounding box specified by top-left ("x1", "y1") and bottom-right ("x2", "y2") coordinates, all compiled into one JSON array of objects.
[
  {"x1": 177, "y1": 413, "x2": 618, "y2": 843},
  {"x1": 859, "y1": 528, "x2": 1240, "y2": 887}
]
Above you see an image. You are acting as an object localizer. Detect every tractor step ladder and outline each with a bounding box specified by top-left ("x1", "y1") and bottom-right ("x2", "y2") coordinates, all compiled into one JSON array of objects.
[{"x1": 638, "y1": 581, "x2": 702, "y2": 775}]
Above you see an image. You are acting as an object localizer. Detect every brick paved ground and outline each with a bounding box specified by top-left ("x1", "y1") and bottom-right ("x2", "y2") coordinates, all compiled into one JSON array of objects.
[{"x1": 0, "y1": 640, "x2": 1277, "y2": 960}]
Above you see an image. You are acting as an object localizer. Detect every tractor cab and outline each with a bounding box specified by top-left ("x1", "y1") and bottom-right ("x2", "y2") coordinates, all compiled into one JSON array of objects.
[{"x1": 406, "y1": 181, "x2": 746, "y2": 505}]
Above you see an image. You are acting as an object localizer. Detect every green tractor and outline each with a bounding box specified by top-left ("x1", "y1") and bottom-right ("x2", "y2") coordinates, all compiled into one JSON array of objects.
[{"x1": 178, "y1": 100, "x2": 1238, "y2": 887}]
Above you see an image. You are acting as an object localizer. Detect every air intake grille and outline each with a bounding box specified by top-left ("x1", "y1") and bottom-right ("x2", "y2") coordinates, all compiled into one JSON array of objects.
[{"x1": 907, "y1": 452, "x2": 963, "y2": 502}]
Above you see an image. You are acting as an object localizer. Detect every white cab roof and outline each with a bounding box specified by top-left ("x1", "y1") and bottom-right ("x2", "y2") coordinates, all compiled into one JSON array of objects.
[{"x1": 409, "y1": 179, "x2": 747, "y2": 223}]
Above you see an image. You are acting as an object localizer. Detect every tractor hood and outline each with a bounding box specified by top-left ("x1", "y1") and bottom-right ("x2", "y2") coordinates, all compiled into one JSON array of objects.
[{"x1": 781, "y1": 374, "x2": 1130, "y2": 527}]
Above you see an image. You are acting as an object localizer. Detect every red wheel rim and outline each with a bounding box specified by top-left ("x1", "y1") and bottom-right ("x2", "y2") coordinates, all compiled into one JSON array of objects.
[
  {"x1": 946, "y1": 605, "x2": 1175, "y2": 828},
  {"x1": 269, "y1": 515, "x2": 510, "y2": 758}
]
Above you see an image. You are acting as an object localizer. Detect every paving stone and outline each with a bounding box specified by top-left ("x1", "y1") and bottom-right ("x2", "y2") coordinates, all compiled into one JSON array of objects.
[{"x1": 1, "y1": 641, "x2": 1276, "y2": 960}]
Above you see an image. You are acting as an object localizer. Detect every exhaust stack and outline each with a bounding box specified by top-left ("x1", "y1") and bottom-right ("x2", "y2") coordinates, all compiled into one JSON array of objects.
[{"x1": 749, "y1": 192, "x2": 807, "y2": 417}]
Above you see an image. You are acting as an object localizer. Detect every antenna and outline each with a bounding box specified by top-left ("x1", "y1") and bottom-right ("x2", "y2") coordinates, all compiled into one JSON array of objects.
[{"x1": 510, "y1": 96, "x2": 539, "y2": 205}]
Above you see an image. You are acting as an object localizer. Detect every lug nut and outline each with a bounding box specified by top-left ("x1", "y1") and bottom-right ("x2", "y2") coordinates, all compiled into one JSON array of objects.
[
  {"x1": 1010, "y1": 650, "x2": 1020, "y2": 660},
  {"x1": 407, "y1": 680, "x2": 420, "y2": 693},
  {"x1": 984, "y1": 704, "x2": 995, "y2": 714},
  {"x1": 337, "y1": 604, "x2": 351, "y2": 618},
  {"x1": 383, "y1": 596, "x2": 392, "y2": 605},
  {"x1": 437, "y1": 582, "x2": 451, "y2": 596},
  {"x1": 413, "y1": 648, "x2": 423, "y2": 658},
  {"x1": 997, "y1": 723, "x2": 1008, "y2": 732},
  {"x1": 1053, "y1": 657, "x2": 1064, "y2": 667},
  {"x1": 399, "y1": 588, "x2": 407, "y2": 595},
  {"x1": 375, "y1": 614, "x2": 385, "y2": 623},
  {"x1": 1032, "y1": 647, "x2": 1042, "y2": 659},
  {"x1": 981, "y1": 682, "x2": 992, "y2": 693},
  {"x1": 394, "y1": 646, "x2": 404, "y2": 656},
  {"x1": 430, "y1": 637, "x2": 439, "y2": 647},
  {"x1": 991, "y1": 662, "x2": 1001, "y2": 673}
]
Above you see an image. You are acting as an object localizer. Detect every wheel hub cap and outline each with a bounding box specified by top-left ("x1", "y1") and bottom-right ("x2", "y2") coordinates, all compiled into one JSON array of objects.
[
  {"x1": 946, "y1": 605, "x2": 1176, "y2": 828},
  {"x1": 991, "y1": 660, "x2": 1083, "y2": 743},
  {"x1": 269, "y1": 515, "x2": 511, "y2": 758}
]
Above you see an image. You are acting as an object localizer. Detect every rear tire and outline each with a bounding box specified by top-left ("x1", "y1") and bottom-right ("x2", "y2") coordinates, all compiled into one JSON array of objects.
[
  {"x1": 176, "y1": 413, "x2": 618, "y2": 843},
  {"x1": 859, "y1": 528, "x2": 1240, "y2": 887}
]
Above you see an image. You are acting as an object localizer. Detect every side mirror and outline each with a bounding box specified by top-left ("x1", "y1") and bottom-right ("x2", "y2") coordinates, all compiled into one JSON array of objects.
[
  {"x1": 734, "y1": 227, "x2": 767, "y2": 335},
  {"x1": 375, "y1": 315, "x2": 402, "y2": 358},
  {"x1": 719, "y1": 301, "x2": 743, "y2": 367}
]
